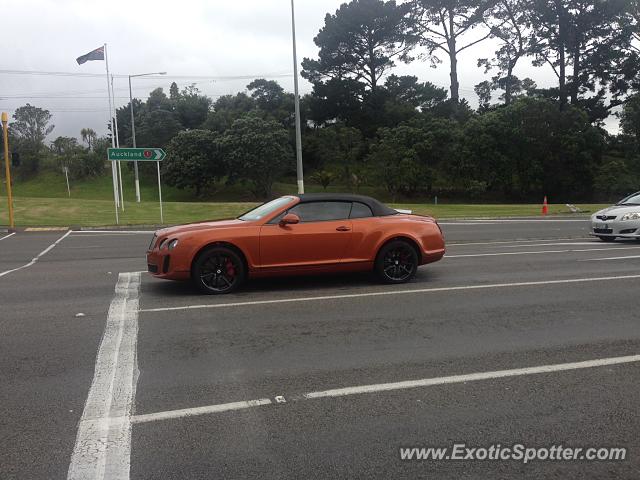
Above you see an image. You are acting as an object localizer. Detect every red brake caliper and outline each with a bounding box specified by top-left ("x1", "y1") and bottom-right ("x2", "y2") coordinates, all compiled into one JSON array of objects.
[{"x1": 226, "y1": 259, "x2": 235, "y2": 277}]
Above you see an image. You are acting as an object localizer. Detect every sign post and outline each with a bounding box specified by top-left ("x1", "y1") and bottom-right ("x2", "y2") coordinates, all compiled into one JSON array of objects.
[
  {"x1": 108, "y1": 148, "x2": 166, "y2": 224},
  {"x1": 2, "y1": 112, "x2": 14, "y2": 228}
]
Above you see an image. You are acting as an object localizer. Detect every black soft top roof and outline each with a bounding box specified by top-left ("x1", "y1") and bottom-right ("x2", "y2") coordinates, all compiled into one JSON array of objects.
[{"x1": 295, "y1": 193, "x2": 397, "y2": 217}]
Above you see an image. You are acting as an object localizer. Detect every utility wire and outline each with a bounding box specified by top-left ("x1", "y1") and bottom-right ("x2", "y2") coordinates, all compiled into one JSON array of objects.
[{"x1": 0, "y1": 69, "x2": 292, "y2": 80}]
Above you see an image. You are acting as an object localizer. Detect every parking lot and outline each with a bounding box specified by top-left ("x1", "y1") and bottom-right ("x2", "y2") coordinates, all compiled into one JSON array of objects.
[{"x1": 1, "y1": 219, "x2": 640, "y2": 479}]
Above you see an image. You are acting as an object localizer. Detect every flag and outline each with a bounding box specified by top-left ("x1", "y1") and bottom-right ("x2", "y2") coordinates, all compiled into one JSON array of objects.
[{"x1": 76, "y1": 46, "x2": 104, "y2": 65}]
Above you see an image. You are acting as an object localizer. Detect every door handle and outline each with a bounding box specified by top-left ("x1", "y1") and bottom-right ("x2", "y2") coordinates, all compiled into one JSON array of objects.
[{"x1": 336, "y1": 226, "x2": 351, "y2": 232}]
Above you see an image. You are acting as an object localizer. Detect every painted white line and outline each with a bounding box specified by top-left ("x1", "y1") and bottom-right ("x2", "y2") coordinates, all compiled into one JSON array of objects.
[
  {"x1": 447, "y1": 237, "x2": 589, "y2": 246},
  {"x1": 67, "y1": 272, "x2": 141, "y2": 480},
  {"x1": 446, "y1": 246, "x2": 640, "y2": 258},
  {"x1": 128, "y1": 353, "x2": 640, "y2": 424},
  {"x1": 305, "y1": 354, "x2": 640, "y2": 399},
  {"x1": 131, "y1": 399, "x2": 272, "y2": 425},
  {"x1": 441, "y1": 219, "x2": 588, "y2": 224},
  {"x1": 581, "y1": 255, "x2": 640, "y2": 262},
  {"x1": 71, "y1": 231, "x2": 154, "y2": 235},
  {"x1": 139, "y1": 273, "x2": 640, "y2": 313},
  {"x1": 0, "y1": 232, "x2": 16, "y2": 242},
  {"x1": 501, "y1": 242, "x2": 599, "y2": 248},
  {"x1": 0, "y1": 230, "x2": 71, "y2": 278}
]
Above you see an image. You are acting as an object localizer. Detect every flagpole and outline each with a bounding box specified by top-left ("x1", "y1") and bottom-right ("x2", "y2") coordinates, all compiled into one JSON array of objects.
[
  {"x1": 104, "y1": 43, "x2": 119, "y2": 224},
  {"x1": 111, "y1": 74, "x2": 125, "y2": 211}
]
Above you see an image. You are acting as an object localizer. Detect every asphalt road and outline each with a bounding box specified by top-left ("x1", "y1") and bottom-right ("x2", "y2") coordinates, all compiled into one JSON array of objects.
[{"x1": 1, "y1": 218, "x2": 639, "y2": 479}]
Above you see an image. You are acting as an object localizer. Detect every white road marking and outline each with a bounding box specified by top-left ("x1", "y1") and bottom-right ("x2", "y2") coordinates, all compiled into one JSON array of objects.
[
  {"x1": 139, "y1": 273, "x2": 640, "y2": 313},
  {"x1": 500, "y1": 242, "x2": 601, "y2": 248},
  {"x1": 304, "y1": 354, "x2": 640, "y2": 399},
  {"x1": 447, "y1": 237, "x2": 589, "y2": 246},
  {"x1": 0, "y1": 232, "x2": 16, "y2": 242},
  {"x1": 0, "y1": 230, "x2": 71, "y2": 278},
  {"x1": 130, "y1": 399, "x2": 272, "y2": 425},
  {"x1": 71, "y1": 231, "x2": 154, "y2": 235},
  {"x1": 67, "y1": 272, "x2": 141, "y2": 480},
  {"x1": 440, "y1": 219, "x2": 588, "y2": 224},
  {"x1": 128, "y1": 353, "x2": 640, "y2": 424},
  {"x1": 446, "y1": 245, "x2": 640, "y2": 258},
  {"x1": 581, "y1": 255, "x2": 640, "y2": 262}
]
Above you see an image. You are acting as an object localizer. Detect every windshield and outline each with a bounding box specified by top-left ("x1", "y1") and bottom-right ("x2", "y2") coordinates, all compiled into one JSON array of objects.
[
  {"x1": 238, "y1": 196, "x2": 295, "y2": 221},
  {"x1": 616, "y1": 192, "x2": 640, "y2": 206}
]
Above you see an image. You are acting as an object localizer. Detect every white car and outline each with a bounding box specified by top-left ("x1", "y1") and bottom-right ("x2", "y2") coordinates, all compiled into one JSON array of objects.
[{"x1": 590, "y1": 191, "x2": 640, "y2": 242}]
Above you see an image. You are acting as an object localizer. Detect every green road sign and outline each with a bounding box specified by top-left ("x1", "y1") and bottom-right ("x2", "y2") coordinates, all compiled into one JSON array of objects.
[{"x1": 108, "y1": 148, "x2": 166, "y2": 161}]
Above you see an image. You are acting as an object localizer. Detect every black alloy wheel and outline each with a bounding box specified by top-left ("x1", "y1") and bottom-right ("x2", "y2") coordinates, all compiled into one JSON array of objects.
[
  {"x1": 375, "y1": 240, "x2": 419, "y2": 284},
  {"x1": 192, "y1": 246, "x2": 246, "y2": 294}
]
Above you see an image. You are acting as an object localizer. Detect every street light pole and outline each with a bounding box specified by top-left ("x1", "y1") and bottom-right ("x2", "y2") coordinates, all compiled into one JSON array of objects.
[
  {"x1": 128, "y1": 71, "x2": 166, "y2": 202},
  {"x1": 290, "y1": 0, "x2": 304, "y2": 194}
]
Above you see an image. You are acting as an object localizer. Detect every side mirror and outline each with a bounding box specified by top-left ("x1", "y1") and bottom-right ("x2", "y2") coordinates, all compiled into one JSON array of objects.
[{"x1": 279, "y1": 213, "x2": 300, "y2": 226}]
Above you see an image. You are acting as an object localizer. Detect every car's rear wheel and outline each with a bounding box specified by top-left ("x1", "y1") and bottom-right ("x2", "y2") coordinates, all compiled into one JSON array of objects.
[
  {"x1": 597, "y1": 236, "x2": 616, "y2": 242},
  {"x1": 375, "y1": 240, "x2": 419, "y2": 284},
  {"x1": 192, "y1": 246, "x2": 246, "y2": 294}
]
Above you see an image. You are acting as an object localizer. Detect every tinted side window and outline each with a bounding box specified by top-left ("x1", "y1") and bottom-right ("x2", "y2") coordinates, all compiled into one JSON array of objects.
[
  {"x1": 289, "y1": 202, "x2": 352, "y2": 222},
  {"x1": 350, "y1": 202, "x2": 373, "y2": 219}
]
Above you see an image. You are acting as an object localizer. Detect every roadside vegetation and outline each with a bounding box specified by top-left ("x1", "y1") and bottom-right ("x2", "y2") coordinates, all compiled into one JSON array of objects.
[{"x1": 2, "y1": 0, "x2": 639, "y2": 227}]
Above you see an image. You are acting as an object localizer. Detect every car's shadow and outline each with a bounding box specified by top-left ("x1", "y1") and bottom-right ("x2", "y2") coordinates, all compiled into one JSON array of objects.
[{"x1": 144, "y1": 268, "x2": 440, "y2": 298}]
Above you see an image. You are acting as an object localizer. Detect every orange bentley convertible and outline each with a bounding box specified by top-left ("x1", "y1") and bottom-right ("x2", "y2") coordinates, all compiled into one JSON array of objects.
[{"x1": 147, "y1": 194, "x2": 445, "y2": 294}]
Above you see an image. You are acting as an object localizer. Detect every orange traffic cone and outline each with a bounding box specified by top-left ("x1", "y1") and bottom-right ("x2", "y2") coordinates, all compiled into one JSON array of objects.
[{"x1": 542, "y1": 196, "x2": 549, "y2": 215}]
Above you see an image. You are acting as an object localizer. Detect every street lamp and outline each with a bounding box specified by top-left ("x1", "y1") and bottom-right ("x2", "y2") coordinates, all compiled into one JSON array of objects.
[
  {"x1": 290, "y1": 0, "x2": 304, "y2": 194},
  {"x1": 129, "y1": 71, "x2": 167, "y2": 202}
]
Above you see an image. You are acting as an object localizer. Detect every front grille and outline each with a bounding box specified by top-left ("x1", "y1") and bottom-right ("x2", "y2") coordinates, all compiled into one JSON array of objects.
[
  {"x1": 594, "y1": 228, "x2": 613, "y2": 234},
  {"x1": 597, "y1": 215, "x2": 616, "y2": 221},
  {"x1": 148, "y1": 263, "x2": 158, "y2": 273},
  {"x1": 163, "y1": 255, "x2": 171, "y2": 274}
]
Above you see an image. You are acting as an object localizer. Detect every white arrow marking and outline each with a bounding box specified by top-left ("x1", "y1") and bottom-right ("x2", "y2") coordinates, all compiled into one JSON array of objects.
[{"x1": 153, "y1": 149, "x2": 163, "y2": 160}]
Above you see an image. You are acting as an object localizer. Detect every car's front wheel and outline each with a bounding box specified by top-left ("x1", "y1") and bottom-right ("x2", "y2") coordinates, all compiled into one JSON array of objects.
[
  {"x1": 375, "y1": 240, "x2": 419, "y2": 284},
  {"x1": 192, "y1": 246, "x2": 246, "y2": 294},
  {"x1": 597, "y1": 236, "x2": 616, "y2": 242}
]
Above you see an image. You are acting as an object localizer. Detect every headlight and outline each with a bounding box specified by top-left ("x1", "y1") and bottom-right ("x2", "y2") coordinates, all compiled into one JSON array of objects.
[
  {"x1": 158, "y1": 238, "x2": 168, "y2": 249},
  {"x1": 621, "y1": 212, "x2": 640, "y2": 221},
  {"x1": 167, "y1": 239, "x2": 179, "y2": 250}
]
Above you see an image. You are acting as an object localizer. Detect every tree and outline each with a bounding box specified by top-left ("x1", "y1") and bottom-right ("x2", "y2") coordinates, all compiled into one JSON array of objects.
[
  {"x1": 164, "y1": 130, "x2": 225, "y2": 197},
  {"x1": 479, "y1": 0, "x2": 530, "y2": 105},
  {"x1": 303, "y1": 125, "x2": 366, "y2": 186},
  {"x1": 460, "y1": 97, "x2": 604, "y2": 199},
  {"x1": 246, "y1": 79, "x2": 295, "y2": 127},
  {"x1": 203, "y1": 93, "x2": 257, "y2": 133},
  {"x1": 302, "y1": 0, "x2": 413, "y2": 93},
  {"x1": 11, "y1": 104, "x2": 54, "y2": 148},
  {"x1": 383, "y1": 74, "x2": 448, "y2": 110},
  {"x1": 474, "y1": 80, "x2": 493, "y2": 110},
  {"x1": 80, "y1": 128, "x2": 97, "y2": 150},
  {"x1": 368, "y1": 124, "x2": 430, "y2": 199},
  {"x1": 594, "y1": 158, "x2": 637, "y2": 198},
  {"x1": 169, "y1": 82, "x2": 180, "y2": 100},
  {"x1": 135, "y1": 110, "x2": 182, "y2": 148},
  {"x1": 620, "y1": 94, "x2": 640, "y2": 153},
  {"x1": 368, "y1": 117, "x2": 461, "y2": 198},
  {"x1": 527, "y1": 0, "x2": 633, "y2": 112},
  {"x1": 310, "y1": 170, "x2": 337, "y2": 190},
  {"x1": 409, "y1": 0, "x2": 493, "y2": 102},
  {"x1": 247, "y1": 79, "x2": 286, "y2": 111},
  {"x1": 173, "y1": 84, "x2": 211, "y2": 129},
  {"x1": 220, "y1": 115, "x2": 292, "y2": 197},
  {"x1": 51, "y1": 136, "x2": 79, "y2": 156}
]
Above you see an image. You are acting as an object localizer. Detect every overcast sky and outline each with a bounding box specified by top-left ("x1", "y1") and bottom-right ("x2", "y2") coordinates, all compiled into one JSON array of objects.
[{"x1": 1, "y1": 0, "x2": 619, "y2": 140}]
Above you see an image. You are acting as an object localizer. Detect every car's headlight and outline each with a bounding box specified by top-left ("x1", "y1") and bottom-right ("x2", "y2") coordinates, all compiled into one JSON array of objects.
[
  {"x1": 621, "y1": 212, "x2": 640, "y2": 221},
  {"x1": 167, "y1": 239, "x2": 179, "y2": 250},
  {"x1": 158, "y1": 238, "x2": 168, "y2": 249}
]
